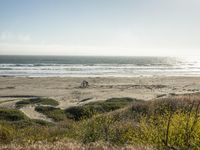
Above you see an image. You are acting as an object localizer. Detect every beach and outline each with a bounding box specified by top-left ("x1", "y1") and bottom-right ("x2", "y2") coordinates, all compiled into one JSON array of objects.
[
  {"x1": 0, "y1": 76, "x2": 199, "y2": 119},
  {"x1": 1, "y1": 0, "x2": 200, "y2": 148},
  {"x1": 1, "y1": 56, "x2": 200, "y2": 121}
]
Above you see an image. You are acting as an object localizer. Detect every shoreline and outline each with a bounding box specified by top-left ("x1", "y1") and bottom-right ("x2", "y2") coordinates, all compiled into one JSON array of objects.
[{"x1": 2, "y1": 74, "x2": 200, "y2": 78}]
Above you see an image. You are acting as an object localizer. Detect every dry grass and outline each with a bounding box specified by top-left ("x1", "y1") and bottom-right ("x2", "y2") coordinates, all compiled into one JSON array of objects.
[{"x1": 0, "y1": 140, "x2": 155, "y2": 150}]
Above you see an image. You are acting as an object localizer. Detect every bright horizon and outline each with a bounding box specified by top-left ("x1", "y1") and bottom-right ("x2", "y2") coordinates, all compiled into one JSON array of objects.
[{"x1": 0, "y1": 0, "x2": 200, "y2": 56}]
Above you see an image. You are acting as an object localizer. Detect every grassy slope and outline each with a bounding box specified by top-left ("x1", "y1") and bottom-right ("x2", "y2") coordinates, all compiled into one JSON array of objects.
[
  {"x1": 0, "y1": 108, "x2": 28, "y2": 122},
  {"x1": 34, "y1": 97, "x2": 139, "y2": 121},
  {"x1": 65, "y1": 97, "x2": 140, "y2": 120},
  {"x1": 1, "y1": 94, "x2": 200, "y2": 149},
  {"x1": 35, "y1": 106, "x2": 66, "y2": 122}
]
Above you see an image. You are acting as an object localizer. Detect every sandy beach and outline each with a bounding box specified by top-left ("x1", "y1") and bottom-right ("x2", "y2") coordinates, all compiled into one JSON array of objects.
[{"x1": 0, "y1": 76, "x2": 200, "y2": 104}]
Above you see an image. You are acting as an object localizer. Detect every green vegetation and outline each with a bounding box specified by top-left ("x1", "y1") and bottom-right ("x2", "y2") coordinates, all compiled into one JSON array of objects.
[
  {"x1": 33, "y1": 97, "x2": 137, "y2": 122},
  {"x1": 75, "y1": 95, "x2": 200, "y2": 149},
  {"x1": 65, "y1": 97, "x2": 139, "y2": 120},
  {"x1": 0, "y1": 109, "x2": 28, "y2": 121},
  {"x1": 0, "y1": 108, "x2": 64, "y2": 144},
  {"x1": 0, "y1": 108, "x2": 55, "y2": 144},
  {"x1": 0, "y1": 108, "x2": 53, "y2": 127},
  {"x1": 1, "y1": 95, "x2": 200, "y2": 150},
  {"x1": 87, "y1": 97, "x2": 139, "y2": 112},
  {"x1": 35, "y1": 106, "x2": 66, "y2": 122},
  {"x1": 15, "y1": 97, "x2": 59, "y2": 108}
]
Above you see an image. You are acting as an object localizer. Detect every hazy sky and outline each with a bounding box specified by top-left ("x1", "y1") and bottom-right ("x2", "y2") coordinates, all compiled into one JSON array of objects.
[{"x1": 0, "y1": 0, "x2": 200, "y2": 56}]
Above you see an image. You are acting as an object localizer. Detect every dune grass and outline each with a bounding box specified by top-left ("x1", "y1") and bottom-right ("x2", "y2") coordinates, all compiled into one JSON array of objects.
[
  {"x1": 65, "y1": 97, "x2": 139, "y2": 120},
  {"x1": 0, "y1": 108, "x2": 53, "y2": 127},
  {"x1": 0, "y1": 94, "x2": 200, "y2": 149},
  {"x1": 0, "y1": 109, "x2": 28, "y2": 122},
  {"x1": 34, "y1": 97, "x2": 138, "y2": 122},
  {"x1": 15, "y1": 97, "x2": 59, "y2": 108},
  {"x1": 35, "y1": 106, "x2": 66, "y2": 122},
  {"x1": 0, "y1": 108, "x2": 54, "y2": 144},
  {"x1": 65, "y1": 94, "x2": 200, "y2": 149}
]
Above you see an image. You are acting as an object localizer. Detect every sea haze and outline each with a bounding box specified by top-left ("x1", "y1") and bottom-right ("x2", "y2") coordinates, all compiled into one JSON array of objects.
[{"x1": 0, "y1": 56, "x2": 199, "y2": 77}]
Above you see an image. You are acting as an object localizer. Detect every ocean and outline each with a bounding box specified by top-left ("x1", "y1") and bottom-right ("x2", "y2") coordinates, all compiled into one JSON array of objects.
[{"x1": 0, "y1": 55, "x2": 200, "y2": 77}]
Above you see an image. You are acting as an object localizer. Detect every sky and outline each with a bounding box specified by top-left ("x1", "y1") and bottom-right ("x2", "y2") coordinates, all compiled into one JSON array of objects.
[{"x1": 0, "y1": 0, "x2": 200, "y2": 56}]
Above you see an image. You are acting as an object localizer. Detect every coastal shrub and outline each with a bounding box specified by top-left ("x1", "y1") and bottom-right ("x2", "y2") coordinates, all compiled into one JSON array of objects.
[
  {"x1": 1, "y1": 94, "x2": 200, "y2": 149},
  {"x1": 34, "y1": 97, "x2": 139, "y2": 122},
  {"x1": 0, "y1": 109, "x2": 28, "y2": 121},
  {"x1": 136, "y1": 111, "x2": 200, "y2": 149},
  {"x1": 69, "y1": 115, "x2": 116, "y2": 143},
  {"x1": 65, "y1": 106, "x2": 95, "y2": 121},
  {"x1": 65, "y1": 97, "x2": 139, "y2": 121},
  {"x1": 32, "y1": 119, "x2": 54, "y2": 126},
  {"x1": 66, "y1": 96, "x2": 200, "y2": 149},
  {"x1": 88, "y1": 97, "x2": 140, "y2": 112},
  {"x1": 13, "y1": 125, "x2": 50, "y2": 143},
  {"x1": 76, "y1": 110, "x2": 199, "y2": 149},
  {"x1": 35, "y1": 106, "x2": 66, "y2": 122},
  {"x1": 0, "y1": 123, "x2": 15, "y2": 144},
  {"x1": 0, "y1": 121, "x2": 67, "y2": 144},
  {"x1": 71, "y1": 115, "x2": 147, "y2": 145},
  {"x1": 149, "y1": 98, "x2": 194, "y2": 114},
  {"x1": 130, "y1": 95, "x2": 200, "y2": 118},
  {"x1": 15, "y1": 97, "x2": 59, "y2": 108}
]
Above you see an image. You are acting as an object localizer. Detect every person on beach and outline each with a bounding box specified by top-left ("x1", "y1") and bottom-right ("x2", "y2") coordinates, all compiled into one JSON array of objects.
[{"x1": 81, "y1": 80, "x2": 89, "y2": 88}]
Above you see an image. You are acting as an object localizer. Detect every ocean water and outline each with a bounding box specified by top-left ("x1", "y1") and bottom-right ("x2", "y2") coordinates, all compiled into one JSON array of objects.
[{"x1": 0, "y1": 55, "x2": 200, "y2": 77}]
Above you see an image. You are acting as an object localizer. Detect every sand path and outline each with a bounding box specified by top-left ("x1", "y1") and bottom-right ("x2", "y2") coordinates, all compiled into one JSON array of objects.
[
  {"x1": 20, "y1": 106, "x2": 53, "y2": 122},
  {"x1": 0, "y1": 98, "x2": 53, "y2": 122}
]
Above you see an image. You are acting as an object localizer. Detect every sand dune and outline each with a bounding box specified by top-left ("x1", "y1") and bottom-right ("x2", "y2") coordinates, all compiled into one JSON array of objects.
[{"x1": 0, "y1": 76, "x2": 200, "y2": 120}]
